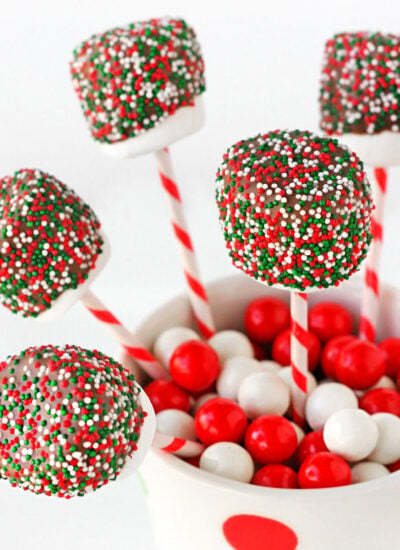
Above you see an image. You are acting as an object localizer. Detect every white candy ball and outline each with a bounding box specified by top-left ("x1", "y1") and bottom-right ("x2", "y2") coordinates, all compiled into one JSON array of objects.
[
  {"x1": 323, "y1": 409, "x2": 378, "y2": 462},
  {"x1": 154, "y1": 326, "x2": 200, "y2": 367},
  {"x1": 192, "y1": 393, "x2": 219, "y2": 414},
  {"x1": 238, "y1": 371, "x2": 290, "y2": 419},
  {"x1": 278, "y1": 366, "x2": 317, "y2": 395},
  {"x1": 199, "y1": 442, "x2": 254, "y2": 483},
  {"x1": 259, "y1": 360, "x2": 281, "y2": 373},
  {"x1": 371, "y1": 376, "x2": 397, "y2": 391},
  {"x1": 290, "y1": 422, "x2": 305, "y2": 444},
  {"x1": 156, "y1": 409, "x2": 197, "y2": 441},
  {"x1": 368, "y1": 413, "x2": 400, "y2": 464},
  {"x1": 216, "y1": 357, "x2": 263, "y2": 400},
  {"x1": 305, "y1": 382, "x2": 358, "y2": 431},
  {"x1": 209, "y1": 330, "x2": 254, "y2": 364},
  {"x1": 352, "y1": 462, "x2": 390, "y2": 484}
]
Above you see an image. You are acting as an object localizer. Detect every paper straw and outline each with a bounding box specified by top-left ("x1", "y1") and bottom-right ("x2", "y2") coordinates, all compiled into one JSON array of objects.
[
  {"x1": 290, "y1": 291, "x2": 309, "y2": 425},
  {"x1": 155, "y1": 148, "x2": 216, "y2": 339},
  {"x1": 359, "y1": 167, "x2": 387, "y2": 342},
  {"x1": 81, "y1": 290, "x2": 169, "y2": 381},
  {"x1": 153, "y1": 432, "x2": 204, "y2": 458}
]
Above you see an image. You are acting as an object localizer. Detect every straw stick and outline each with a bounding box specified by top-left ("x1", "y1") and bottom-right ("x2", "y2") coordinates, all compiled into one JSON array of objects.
[
  {"x1": 359, "y1": 167, "x2": 387, "y2": 342},
  {"x1": 81, "y1": 290, "x2": 169, "y2": 381},
  {"x1": 290, "y1": 291, "x2": 309, "y2": 425},
  {"x1": 155, "y1": 148, "x2": 215, "y2": 339}
]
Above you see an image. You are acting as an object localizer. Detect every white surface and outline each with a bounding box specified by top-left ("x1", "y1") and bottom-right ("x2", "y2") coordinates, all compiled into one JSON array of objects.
[
  {"x1": 0, "y1": 1, "x2": 400, "y2": 549},
  {"x1": 101, "y1": 97, "x2": 205, "y2": 158}
]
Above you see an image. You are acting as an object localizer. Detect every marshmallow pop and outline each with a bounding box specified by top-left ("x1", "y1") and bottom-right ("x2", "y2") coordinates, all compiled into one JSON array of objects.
[
  {"x1": 216, "y1": 129, "x2": 373, "y2": 421},
  {"x1": 70, "y1": 16, "x2": 215, "y2": 339},
  {"x1": 0, "y1": 169, "x2": 166, "y2": 380},
  {"x1": 320, "y1": 32, "x2": 400, "y2": 341},
  {"x1": 0, "y1": 344, "x2": 155, "y2": 498}
]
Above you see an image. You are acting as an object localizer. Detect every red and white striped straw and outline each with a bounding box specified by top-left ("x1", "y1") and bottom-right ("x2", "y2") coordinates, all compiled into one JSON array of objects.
[
  {"x1": 153, "y1": 432, "x2": 204, "y2": 458},
  {"x1": 81, "y1": 290, "x2": 169, "y2": 381},
  {"x1": 155, "y1": 148, "x2": 215, "y2": 339},
  {"x1": 359, "y1": 167, "x2": 388, "y2": 342},
  {"x1": 290, "y1": 291, "x2": 309, "y2": 425}
]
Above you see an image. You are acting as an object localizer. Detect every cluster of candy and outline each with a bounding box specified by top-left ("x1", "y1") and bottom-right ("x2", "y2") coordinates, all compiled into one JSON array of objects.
[{"x1": 146, "y1": 296, "x2": 400, "y2": 489}]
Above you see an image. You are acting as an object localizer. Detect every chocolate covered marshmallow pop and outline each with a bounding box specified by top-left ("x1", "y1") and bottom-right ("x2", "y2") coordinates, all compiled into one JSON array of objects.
[
  {"x1": 0, "y1": 169, "x2": 166, "y2": 380},
  {"x1": 320, "y1": 32, "x2": 400, "y2": 341},
  {"x1": 216, "y1": 130, "x2": 373, "y2": 421},
  {"x1": 0, "y1": 344, "x2": 155, "y2": 498},
  {"x1": 70, "y1": 16, "x2": 215, "y2": 339}
]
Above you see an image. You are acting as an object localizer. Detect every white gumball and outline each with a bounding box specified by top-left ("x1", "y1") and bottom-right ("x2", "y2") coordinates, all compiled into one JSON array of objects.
[
  {"x1": 192, "y1": 392, "x2": 219, "y2": 414},
  {"x1": 154, "y1": 326, "x2": 200, "y2": 367},
  {"x1": 238, "y1": 371, "x2": 290, "y2": 419},
  {"x1": 209, "y1": 330, "x2": 254, "y2": 364},
  {"x1": 199, "y1": 442, "x2": 254, "y2": 483},
  {"x1": 323, "y1": 409, "x2": 378, "y2": 462},
  {"x1": 216, "y1": 356, "x2": 263, "y2": 400},
  {"x1": 278, "y1": 366, "x2": 317, "y2": 395},
  {"x1": 156, "y1": 409, "x2": 196, "y2": 441},
  {"x1": 290, "y1": 422, "x2": 305, "y2": 444},
  {"x1": 352, "y1": 462, "x2": 390, "y2": 484},
  {"x1": 368, "y1": 413, "x2": 400, "y2": 464},
  {"x1": 305, "y1": 382, "x2": 358, "y2": 431},
  {"x1": 259, "y1": 360, "x2": 281, "y2": 373},
  {"x1": 356, "y1": 376, "x2": 397, "y2": 398}
]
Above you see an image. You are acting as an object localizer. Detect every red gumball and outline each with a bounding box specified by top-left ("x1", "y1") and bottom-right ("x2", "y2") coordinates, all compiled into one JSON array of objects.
[
  {"x1": 184, "y1": 455, "x2": 200, "y2": 468},
  {"x1": 251, "y1": 341, "x2": 268, "y2": 360},
  {"x1": 336, "y1": 340, "x2": 386, "y2": 390},
  {"x1": 360, "y1": 388, "x2": 400, "y2": 417},
  {"x1": 145, "y1": 380, "x2": 191, "y2": 413},
  {"x1": 253, "y1": 464, "x2": 298, "y2": 489},
  {"x1": 272, "y1": 329, "x2": 321, "y2": 371},
  {"x1": 244, "y1": 297, "x2": 290, "y2": 344},
  {"x1": 244, "y1": 415, "x2": 297, "y2": 464},
  {"x1": 195, "y1": 397, "x2": 248, "y2": 446},
  {"x1": 309, "y1": 302, "x2": 353, "y2": 343},
  {"x1": 298, "y1": 452, "x2": 352, "y2": 489},
  {"x1": 387, "y1": 459, "x2": 400, "y2": 473},
  {"x1": 379, "y1": 338, "x2": 400, "y2": 379},
  {"x1": 295, "y1": 430, "x2": 328, "y2": 467},
  {"x1": 170, "y1": 340, "x2": 220, "y2": 392},
  {"x1": 321, "y1": 335, "x2": 356, "y2": 379}
]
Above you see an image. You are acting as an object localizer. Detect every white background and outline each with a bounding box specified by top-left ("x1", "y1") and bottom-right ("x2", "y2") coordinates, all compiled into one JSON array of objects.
[{"x1": 0, "y1": 1, "x2": 400, "y2": 548}]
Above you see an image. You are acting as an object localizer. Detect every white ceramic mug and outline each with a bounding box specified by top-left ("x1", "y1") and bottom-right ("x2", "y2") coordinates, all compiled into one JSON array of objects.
[{"x1": 131, "y1": 274, "x2": 400, "y2": 550}]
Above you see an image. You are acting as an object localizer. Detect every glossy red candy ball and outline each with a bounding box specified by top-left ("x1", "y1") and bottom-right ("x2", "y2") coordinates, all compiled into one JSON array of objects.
[
  {"x1": 295, "y1": 430, "x2": 328, "y2": 467},
  {"x1": 145, "y1": 380, "x2": 191, "y2": 413},
  {"x1": 360, "y1": 388, "x2": 400, "y2": 417},
  {"x1": 309, "y1": 302, "x2": 353, "y2": 343},
  {"x1": 379, "y1": 338, "x2": 400, "y2": 379},
  {"x1": 271, "y1": 329, "x2": 321, "y2": 371},
  {"x1": 253, "y1": 464, "x2": 298, "y2": 489},
  {"x1": 336, "y1": 339, "x2": 386, "y2": 390},
  {"x1": 195, "y1": 397, "x2": 248, "y2": 446},
  {"x1": 321, "y1": 335, "x2": 356, "y2": 379},
  {"x1": 251, "y1": 341, "x2": 268, "y2": 360},
  {"x1": 244, "y1": 415, "x2": 297, "y2": 464},
  {"x1": 387, "y1": 459, "x2": 400, "y2": 473},
  {"x1": 244, "y1": 297, "x2": 290, "y2": 344},
  {"x1": 170, "y1": 340, "x2": 220, "y2": 392},
  {"x1": 298, "y1": 452, "x2": 352, "y2": 489}
]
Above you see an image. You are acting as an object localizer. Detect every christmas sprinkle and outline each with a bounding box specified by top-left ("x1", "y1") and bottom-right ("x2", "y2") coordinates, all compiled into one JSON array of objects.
[
  {"x1": 215, "y1": 130, "x2": 373, "y2": 291},
  {"x1": 320, "y1": 32, "x2": 400, "y2": 135},
  {"x1": 70, "y1": 17, "x2": 205, "y2": 143},
  {"x1": 0, "y1": 345, "x2": 143, "y2": 498},
  {"x1": 0, "y1": 169, "x2": 104, "y2": 318}
]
